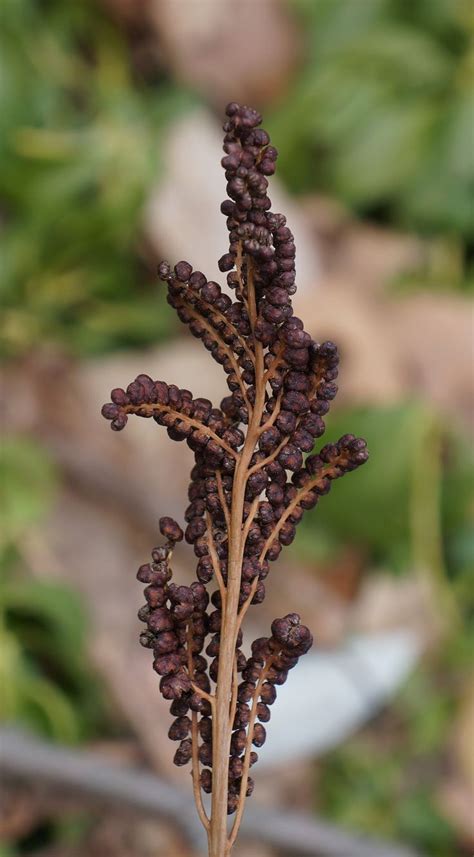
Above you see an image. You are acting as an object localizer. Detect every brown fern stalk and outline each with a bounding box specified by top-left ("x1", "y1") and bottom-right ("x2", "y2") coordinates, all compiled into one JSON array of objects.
[{"x1": 101, "y1": 102, "x2": 368, "y2": 856}]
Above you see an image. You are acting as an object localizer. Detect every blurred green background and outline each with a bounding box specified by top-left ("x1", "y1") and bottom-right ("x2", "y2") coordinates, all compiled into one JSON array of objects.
[{"x1": 1, "y1": 1, "x2": 473, "y2": 856}]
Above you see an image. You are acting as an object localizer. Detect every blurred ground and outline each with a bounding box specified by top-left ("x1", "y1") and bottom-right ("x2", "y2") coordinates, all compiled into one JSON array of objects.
[{"x1": 1, "y1": 2, "x2": 473, "y2": 856}]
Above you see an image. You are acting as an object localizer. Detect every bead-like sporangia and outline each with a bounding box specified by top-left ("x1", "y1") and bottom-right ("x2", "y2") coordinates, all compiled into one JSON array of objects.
[{"x1": 102, "y1": 103, "x2": 368, "y2": 857}]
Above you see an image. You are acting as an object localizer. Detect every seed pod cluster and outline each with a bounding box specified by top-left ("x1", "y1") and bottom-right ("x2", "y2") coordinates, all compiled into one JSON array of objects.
[{"x1": 101, "y1": 103, "x2": 368, "y2": 821}]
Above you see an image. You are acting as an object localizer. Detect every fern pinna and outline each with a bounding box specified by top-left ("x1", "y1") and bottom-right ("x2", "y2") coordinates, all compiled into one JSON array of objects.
[{"x1": 102, "y1": 102, "x2": 368, "y2": 856}]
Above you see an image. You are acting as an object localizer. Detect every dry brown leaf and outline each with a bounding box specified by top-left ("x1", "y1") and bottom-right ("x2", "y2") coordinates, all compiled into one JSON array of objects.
[
  {"x1": 297, "y1": 277, "x2": 473, "y2": 429},
  {"x1": 98, "y1": 0, "x2": 150, "y2": 24},
  {"x1": 149, "y1": 0, "x2": 299, "y2": 105},
  {"x1": 453, "y1": 684, "x2": 474, "y2": 789},
  {"x1": 0, "y1": 789, "x2": 40, "y2": 841},
  {"x1": 392, "y1": 292, "x2": 474, "y2": 429},
  {"x1": 297, "y1": 280, "x2": 406, "y2": 405},
  {"x1": 438, "y1": 777, "x2": 474, "y2": 846},
  {"x1": 349, "y1": 572, "x2": 441, "y2": 646}
]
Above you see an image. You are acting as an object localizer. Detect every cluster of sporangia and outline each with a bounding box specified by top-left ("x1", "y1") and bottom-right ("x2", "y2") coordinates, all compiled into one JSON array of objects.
[{"x1": 102, "y1": 103, "x2": 368, "y2": 816}]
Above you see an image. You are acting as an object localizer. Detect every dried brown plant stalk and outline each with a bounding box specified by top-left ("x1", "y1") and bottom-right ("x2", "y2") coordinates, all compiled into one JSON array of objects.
[{"x1": 102, "y1": 103, "x2": 368, "y2": 856}]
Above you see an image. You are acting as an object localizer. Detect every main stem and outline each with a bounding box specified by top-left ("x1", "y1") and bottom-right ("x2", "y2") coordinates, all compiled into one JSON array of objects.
[{"x1": 209, "y1": 261, "x2": 265, "y2": 857}]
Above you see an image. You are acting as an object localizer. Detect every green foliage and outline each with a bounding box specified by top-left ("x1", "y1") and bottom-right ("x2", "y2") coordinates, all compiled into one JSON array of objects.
[
  {"x1": 0, "y1": 810, "x2": 94, "y2": 856},
  {"x1": 271, "y1": 0, "x2": 474, "y2": 238},
  {"x1": 318, "y1": 660, "x2": 458, "y2": 856},
  {"x1": 297, "y1": 403, "x2": 474, "y2": 583},
  {"x1": 0, "y1": 438, "x2": 57, "y2": 547},
  {"x1": 0, "y1": 577, "x2": 106, "y2": 743},
  {"x1": 442, "y1": 435, "x2": 474, "y2": 601},
  {"x1": 308, "y1": 403, "x2": 472, "y2": 854},
  {"x1": 0, "y1": 0, "x2": 192, "y2": 358},
  {"x1": 0, "y1": 437, "x2": 109, "y2": 742}
]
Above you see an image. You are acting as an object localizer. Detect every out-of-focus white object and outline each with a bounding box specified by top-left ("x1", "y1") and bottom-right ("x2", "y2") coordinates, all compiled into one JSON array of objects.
[
  {"x1": 257, "y1": 630, "x2": 421, "y2": 768},
  {"x1": 144, "y1": 110, "x2": 321, "y2": 296}
]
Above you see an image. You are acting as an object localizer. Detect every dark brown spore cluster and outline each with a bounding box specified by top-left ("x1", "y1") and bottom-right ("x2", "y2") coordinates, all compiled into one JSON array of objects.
[{"x1": 101, "y1": 103, "x2": 368, "y2": 813}]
